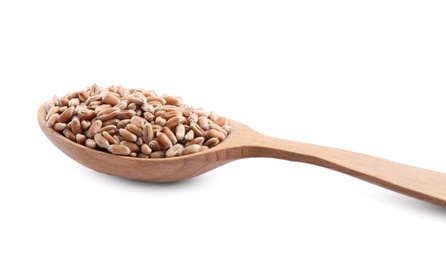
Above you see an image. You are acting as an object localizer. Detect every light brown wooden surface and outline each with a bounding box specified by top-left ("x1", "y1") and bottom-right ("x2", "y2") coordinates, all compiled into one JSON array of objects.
[{"x1": 38, "y1": 104, "x2": 446, "y2": 207}]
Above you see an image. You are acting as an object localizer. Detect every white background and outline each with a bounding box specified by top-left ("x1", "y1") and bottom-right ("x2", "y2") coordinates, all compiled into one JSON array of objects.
[{"x1": 1, "y1": 0, "x2": 446, "y2": 259}]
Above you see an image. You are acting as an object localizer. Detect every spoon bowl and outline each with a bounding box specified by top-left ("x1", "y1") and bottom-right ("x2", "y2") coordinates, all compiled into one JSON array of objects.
[
  {"x1": 38, "y1": 103, "x2": 446, "y2": 206},
  {"x1": 38, "y1": 103, "x2": 244, "y2": 182}
]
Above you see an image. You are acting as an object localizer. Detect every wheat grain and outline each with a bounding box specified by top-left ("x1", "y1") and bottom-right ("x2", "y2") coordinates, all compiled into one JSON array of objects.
[{"x1": 44, "y1": 84, "x2": 231, "y2": 158}]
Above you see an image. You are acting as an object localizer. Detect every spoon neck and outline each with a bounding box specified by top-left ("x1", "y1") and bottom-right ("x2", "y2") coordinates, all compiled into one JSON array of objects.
[{"x1": 239, "y1": 134, "x2": 321, "y2": 163}]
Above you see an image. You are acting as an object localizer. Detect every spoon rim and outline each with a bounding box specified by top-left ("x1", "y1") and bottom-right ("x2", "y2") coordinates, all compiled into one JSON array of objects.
[{"x1": 37, "y1": 103, "x2": 244, "y2": 160}]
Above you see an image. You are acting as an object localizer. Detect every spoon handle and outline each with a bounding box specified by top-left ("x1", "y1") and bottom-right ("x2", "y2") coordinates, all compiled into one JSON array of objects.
[{"x1": 242, "y1": 133, "x2": 446, "y2": 206}]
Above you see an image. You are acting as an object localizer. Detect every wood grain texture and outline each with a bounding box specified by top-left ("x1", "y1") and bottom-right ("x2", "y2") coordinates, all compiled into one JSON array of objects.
[{"x1": 38, "y1": 104, "x2": 446, "y2": 206}]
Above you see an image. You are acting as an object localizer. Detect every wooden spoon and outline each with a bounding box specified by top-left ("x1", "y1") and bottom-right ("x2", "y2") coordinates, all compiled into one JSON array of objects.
[{"x1": 37, "y1": 104, "x2": 446, "y2": 207}]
